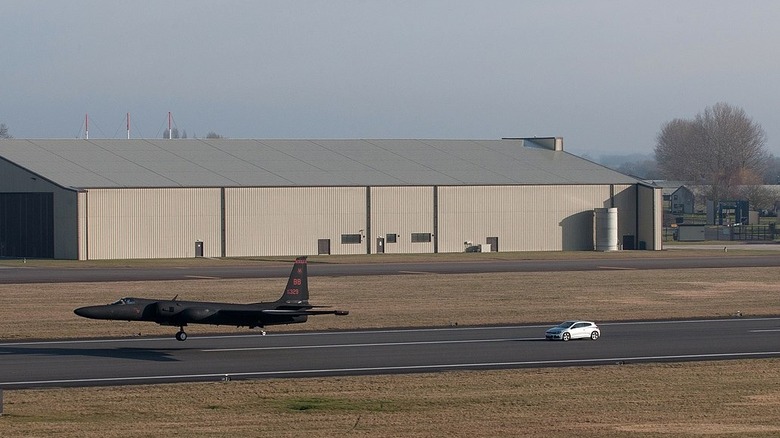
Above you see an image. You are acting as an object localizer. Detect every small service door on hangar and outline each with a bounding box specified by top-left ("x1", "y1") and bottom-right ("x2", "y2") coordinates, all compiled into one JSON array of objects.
[
  {"x1": 318, "y1": 239, "x2": 331, "y2": 255},
  {"x1": 376, "y1": 237, "x2": 385, "y2": 253}
]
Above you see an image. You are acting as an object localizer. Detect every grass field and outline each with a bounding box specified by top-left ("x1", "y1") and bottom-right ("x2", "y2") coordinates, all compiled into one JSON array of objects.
[
  {"x1": 3, "y1": 360, "x2": 780, "y2": 437},
  {"x1": 1, "y1": 252, "x2": 780, "y2": 436}
]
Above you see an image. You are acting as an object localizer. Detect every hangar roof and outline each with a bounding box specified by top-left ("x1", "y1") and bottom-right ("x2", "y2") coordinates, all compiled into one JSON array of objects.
[{"x1": 0, "y1": 138, "x2": 638, "y2": 189}]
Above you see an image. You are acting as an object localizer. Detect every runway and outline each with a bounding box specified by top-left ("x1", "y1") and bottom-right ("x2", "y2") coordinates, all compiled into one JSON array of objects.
[
  {"x1": 2, "y1": 254, "x2": 780, "y2": 283},
  {"x1": 2, "y1": 317, "x2": 779, "y2": 389}
]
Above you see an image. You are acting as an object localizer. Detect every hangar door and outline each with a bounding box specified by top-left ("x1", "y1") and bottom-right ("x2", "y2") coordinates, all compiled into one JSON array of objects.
[{"x1": 0, "y1": 192, "x2": 54, "y2": 258}]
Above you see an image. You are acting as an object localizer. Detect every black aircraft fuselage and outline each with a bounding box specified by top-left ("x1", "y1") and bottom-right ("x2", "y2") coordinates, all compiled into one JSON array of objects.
[{"x1": 74, "y1": 257, "x2": 348, "y2": 341}]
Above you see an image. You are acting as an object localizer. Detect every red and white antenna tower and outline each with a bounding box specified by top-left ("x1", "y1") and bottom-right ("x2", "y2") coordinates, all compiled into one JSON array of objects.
[
  {"x1": 85, "y1": 114, "x2": 89, "y2": 139},
  {"x1": 127, "y1": 113, "x2": 131, "y2": 139}
]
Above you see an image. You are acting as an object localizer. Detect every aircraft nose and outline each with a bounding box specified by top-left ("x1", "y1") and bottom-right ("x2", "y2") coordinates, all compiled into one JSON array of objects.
[{"x1": 74, "y1": 306, "x2": 100, "y2": 319}]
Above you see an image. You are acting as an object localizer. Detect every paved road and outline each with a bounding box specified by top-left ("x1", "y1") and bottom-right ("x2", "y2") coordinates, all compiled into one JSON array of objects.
[
  {"x1": 1, "y1": 318, "x2": 779, "y2": 389},
  {"x1": 2, "y1": 254, "x2": 780, "y2": 283}
]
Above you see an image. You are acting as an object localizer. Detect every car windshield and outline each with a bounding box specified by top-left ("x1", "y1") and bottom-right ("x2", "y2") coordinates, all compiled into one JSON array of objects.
[{"x1": 555, "y1": 321, "x2": 576, "y2": 328}]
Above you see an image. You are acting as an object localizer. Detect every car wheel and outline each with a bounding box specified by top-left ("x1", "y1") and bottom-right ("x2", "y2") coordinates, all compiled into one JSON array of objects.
[
  {"x1": 562, "y1": 332, "x2": 571, "y2": 341},
  {"x1": 590, "y1": 331, "x2": 599, "y2": 340}
]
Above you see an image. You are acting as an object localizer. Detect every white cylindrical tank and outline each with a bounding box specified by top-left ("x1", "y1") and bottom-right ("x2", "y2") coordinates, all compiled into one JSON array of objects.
[{"x1": 594, "y1": 207, "x2": 618, "y2": 251}]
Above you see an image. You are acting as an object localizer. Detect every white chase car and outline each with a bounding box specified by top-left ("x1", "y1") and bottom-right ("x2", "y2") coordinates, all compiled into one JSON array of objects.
[{"x1": 545, "y1": 320, "x2": 600, "y2": 341}]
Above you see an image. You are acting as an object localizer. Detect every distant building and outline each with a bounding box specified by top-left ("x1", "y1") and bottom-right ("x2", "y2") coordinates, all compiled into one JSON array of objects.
[
  {"x1": 0, "y1": 137, "x2": 662, "y2": 259},
  {"x1": 646, "y1": 181, "x2": 694, "y2": 215}
]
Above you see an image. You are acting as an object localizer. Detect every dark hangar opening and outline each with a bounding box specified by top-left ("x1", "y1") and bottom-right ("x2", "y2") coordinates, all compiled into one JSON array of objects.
[{"x1": 0, "y1": 192, "x2": 54, "y2": 258}]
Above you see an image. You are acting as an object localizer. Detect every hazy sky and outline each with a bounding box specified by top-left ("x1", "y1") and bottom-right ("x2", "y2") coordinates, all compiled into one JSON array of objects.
[{"x1": 3, "y1": 1, "x2": 780, "y2": 157}]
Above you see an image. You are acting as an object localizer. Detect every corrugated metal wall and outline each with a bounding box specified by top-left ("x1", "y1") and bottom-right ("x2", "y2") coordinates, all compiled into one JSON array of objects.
[
  {"x1": 72, "y1": 183, "x2": 654, "y2": 259},
  {"x1": 437, "y1": 185, "x2": 634, "y2": 252},
  {"x1": 637, "y1": 185, "x2": 663, "y2": 250},
  {"x1": 612, "y1": 184, "x2": 637, "y2": 250},
  {"x1": 78, "y1": 191, "x2": 88, "y2": 260},
  {"x1": 224, "y1": 187, "x2": 366, "y2": 256},
  {"x1": 53, "y1": 188, "x2": 79, "y2": 260},
  {"x1": 370, "y1": 186, "x2": 434, "y2": 254},
  {"x1": 82, "y1": 188, "x2": 222, "y2": 260}
]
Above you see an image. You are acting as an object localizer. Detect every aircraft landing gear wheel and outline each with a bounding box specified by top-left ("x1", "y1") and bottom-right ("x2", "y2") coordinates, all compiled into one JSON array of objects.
[{"x1": 175, "y1": 330, "x2": 187, "y2": 341}]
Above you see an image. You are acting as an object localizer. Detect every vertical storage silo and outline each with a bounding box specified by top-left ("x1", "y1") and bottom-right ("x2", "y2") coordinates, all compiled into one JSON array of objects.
[{"x1": 594, "y1": 207, "x2": 619, "y2": 251}]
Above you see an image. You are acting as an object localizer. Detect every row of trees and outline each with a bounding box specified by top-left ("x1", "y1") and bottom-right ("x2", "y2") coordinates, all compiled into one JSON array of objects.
[
  {"x1": 1, "y1": 123, "x2": 224, "y2": 140},
  {"x1": 163, "y1": 127, "x2": 224, "y2": 139},
  {"x1": 0, "y1": 123, "x2": 229, "y2": 138},
  {"x1": 653, "y1": 102, "x2": 777, "y2": 211}
]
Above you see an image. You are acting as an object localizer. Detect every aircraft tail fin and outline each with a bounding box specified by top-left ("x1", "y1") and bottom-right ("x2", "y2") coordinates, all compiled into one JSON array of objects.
[{"x1": 276, "y1": 256, "x2": 309, "y2": 304}]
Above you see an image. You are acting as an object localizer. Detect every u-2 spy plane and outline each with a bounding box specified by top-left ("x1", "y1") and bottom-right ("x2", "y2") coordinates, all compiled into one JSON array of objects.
[{"x1": 74, "y1": 256, "x2": 348, "y2": 341}]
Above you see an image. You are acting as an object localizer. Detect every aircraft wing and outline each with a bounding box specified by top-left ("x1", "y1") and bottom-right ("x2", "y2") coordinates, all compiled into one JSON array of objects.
[
  {"x1": 262, "y1": 309, "x2": 349, "y2": 316},
  {"x1": 215, "y1": 309, "x2": 348, "y2": 319}
]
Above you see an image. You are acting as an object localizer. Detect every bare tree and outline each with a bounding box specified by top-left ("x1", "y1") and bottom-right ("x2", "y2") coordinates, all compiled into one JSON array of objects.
[
  {"x1": 763, "y1": 155, "x2": 780, "y2": 184},
  {"x1": 0, "y1": 123, "x2": 12, "y2": 139},
  {"x1": 738, "y1": 184, "x2": 778, "y2": 213},
  {"x1": 655, "y1": 118, "x2": 706, "y2": 182},
  {"x1": 654, "y1": 103, "x2": 768, "y2": 203}
]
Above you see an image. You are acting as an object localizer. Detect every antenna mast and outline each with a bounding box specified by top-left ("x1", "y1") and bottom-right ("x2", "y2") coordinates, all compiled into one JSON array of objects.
[
  {"x1": 168, "y1": 111, "x2": 172, "y2": 139},
  {"x1": 85, "y1": 114, "x2": 89, "y2": 139},
  {"x1": 127, "y1": 113, "x2": 131, "y2": 139}
]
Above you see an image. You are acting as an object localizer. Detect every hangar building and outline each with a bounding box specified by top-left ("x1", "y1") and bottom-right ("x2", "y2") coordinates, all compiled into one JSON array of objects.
[{"x1": 0, "y1": 137, "x2": 661, "y2": 260}]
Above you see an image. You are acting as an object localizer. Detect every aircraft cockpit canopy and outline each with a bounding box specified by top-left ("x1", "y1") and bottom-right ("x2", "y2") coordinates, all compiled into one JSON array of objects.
[{"x1": 110, "y1": 298, "x2": 136, "y2": 305}]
